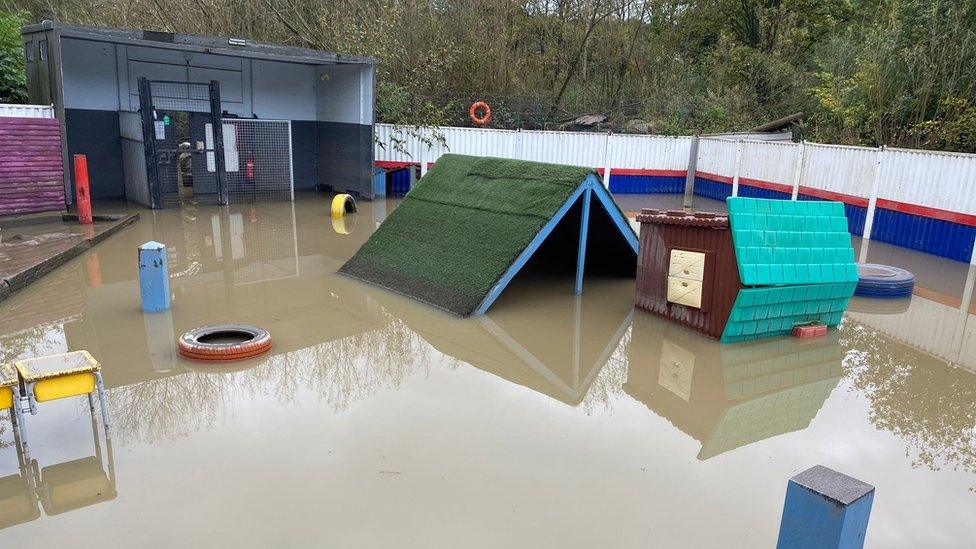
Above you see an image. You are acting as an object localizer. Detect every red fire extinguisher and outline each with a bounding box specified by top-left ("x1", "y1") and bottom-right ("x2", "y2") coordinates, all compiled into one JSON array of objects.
[{"x1": 245, "y1": 156, "x2": 255, "y2": 182}]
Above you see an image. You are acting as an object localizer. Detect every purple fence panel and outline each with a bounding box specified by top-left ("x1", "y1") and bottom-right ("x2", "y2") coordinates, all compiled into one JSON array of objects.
[{"x1": 0, "y1": 117, "x2": 65, "y2": 216}]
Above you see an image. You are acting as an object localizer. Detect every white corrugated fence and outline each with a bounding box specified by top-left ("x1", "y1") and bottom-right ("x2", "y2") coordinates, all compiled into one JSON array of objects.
[
  {"x1": 375, "y1": 123, "x2": 976, "y2": 262},
  {"x1": 0, "y1": 103, "x2": 55, "y2": 118}
]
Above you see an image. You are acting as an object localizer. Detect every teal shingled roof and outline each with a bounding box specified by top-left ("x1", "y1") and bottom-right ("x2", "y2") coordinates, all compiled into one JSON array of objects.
[
  {"x1": 727, "y1": 198, "x2": 858, "y2": 286},
  {"x1": 721, "y1": 197, "x2": 857, "y2": 343},
  {"x1": 721, "y1": 282, "x2": 856, "y2": 343}
]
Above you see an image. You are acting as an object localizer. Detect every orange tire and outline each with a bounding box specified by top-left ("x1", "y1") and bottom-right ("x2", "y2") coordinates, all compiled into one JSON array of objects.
[
  {"x1": 469, "y1": 101, "x2": 492, "y2": 126},
  {"x1": 178, "y1": 324, "x2": 272, "y2": 362}
]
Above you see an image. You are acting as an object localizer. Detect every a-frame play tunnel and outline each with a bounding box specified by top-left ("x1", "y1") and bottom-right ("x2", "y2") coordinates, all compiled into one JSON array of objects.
[{"x1": 340, "y1": 154, "x2": 638, "y2": 316}]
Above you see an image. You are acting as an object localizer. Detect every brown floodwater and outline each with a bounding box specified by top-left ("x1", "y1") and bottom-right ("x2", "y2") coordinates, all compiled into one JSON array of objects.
[{"x1": 0, "y1": 194, "x2": 974, "y2": 547}]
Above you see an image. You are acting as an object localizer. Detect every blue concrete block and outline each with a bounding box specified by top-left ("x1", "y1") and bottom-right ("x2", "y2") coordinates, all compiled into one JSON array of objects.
[
  {"x1": 777, "y1": 465, "x2": 875, "y2": 549},
  {"x1": 139, "y1": 241, "x2": 171, "y2": 312}
]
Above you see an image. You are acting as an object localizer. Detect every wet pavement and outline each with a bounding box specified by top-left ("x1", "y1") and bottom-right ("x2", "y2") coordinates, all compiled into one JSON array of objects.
[
  {"x1": 0, "y1": 213, "x2": 139, "y2": 302},
  {"x1": 0, "y1": 194, "x2": 974, "y2": 547}
]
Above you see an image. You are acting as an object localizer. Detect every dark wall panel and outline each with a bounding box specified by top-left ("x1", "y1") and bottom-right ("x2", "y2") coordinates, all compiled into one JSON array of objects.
[
  {"x1": 64, "y1": 109, "x2": 125, "y2": 199},
  {"x1": 316, "y1": 121, "x2": 373, "y2": 199},
  {"x1": 291, "y1": 120, "x2": 316, "y2": 190}
]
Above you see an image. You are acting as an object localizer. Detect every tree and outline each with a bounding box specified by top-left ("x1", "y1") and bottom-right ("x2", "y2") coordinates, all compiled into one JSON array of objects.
[
  {"x1": 0, "y1": 10, "x2": 27, "y2": 104},
  {"x1": 3, "y1": 0, "x2": 975, "y2": 151}
]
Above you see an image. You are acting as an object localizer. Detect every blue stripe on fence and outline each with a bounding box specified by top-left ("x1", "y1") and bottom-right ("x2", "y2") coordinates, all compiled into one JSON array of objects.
[
  {"x1": 380, "y1": 164, "x2": 973, "y2": 262},
  {"x1": 738, "y1": 185, "x2": 792, "y2": 200},
  {"x1": 609, "y1": 175, "x2": 686, "y2": 194},
  {"x1": 693, "y1": 177, "x2": 733, "y2": 201},
  {"x1": 871, "y1": 208, "x2": 976, "y2": 262}
]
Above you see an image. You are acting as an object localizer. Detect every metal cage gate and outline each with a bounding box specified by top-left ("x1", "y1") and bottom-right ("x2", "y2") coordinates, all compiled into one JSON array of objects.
[
  {"x1": 222, "y1": 119, "x2": 294, "y2": 203},
  {"x1": 137, "y1": 78, "x2": 294, "y2": 209}
]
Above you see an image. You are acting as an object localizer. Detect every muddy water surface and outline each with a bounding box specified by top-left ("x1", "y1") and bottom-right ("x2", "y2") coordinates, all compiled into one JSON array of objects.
[{"x1": 0, "y1": 195, "x2": 974, "y2": 547}]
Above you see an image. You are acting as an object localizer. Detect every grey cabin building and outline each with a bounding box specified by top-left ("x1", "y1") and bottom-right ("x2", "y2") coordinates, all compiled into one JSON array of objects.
[{"x1": 21, "y1": 22, "x2": 376, "y2": 208}]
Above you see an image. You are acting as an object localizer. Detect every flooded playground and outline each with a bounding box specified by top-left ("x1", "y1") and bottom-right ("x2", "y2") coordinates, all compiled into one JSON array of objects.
[{"x1": 1, "y1": 195, "x2": 974, "y2": 547}]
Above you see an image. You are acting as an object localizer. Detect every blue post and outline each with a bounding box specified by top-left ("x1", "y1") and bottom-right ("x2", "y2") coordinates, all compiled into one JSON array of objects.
[
  {"x1": 138, "y1": 241, "x2": 170, "y2": 312},
  {"x1": 777, "y1": 465, "x2": 875, "y2": 549},
  {"x1": 575, "y1": 188, "x2": 592, "y2": 295}
]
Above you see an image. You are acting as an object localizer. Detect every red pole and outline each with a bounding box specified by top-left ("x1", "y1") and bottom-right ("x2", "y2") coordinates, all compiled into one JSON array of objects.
[{"x1": 73, "y1": 154, "x2": 93, "y2": 225}]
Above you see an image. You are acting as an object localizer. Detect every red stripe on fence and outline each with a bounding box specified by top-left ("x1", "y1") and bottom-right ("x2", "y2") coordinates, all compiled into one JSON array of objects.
[
  {"x1": 595, "y1": 168, "x2": 687, "y2": 177},
  {"x1": 697, "y1": 171, "x2": 795, "y2": 194},
  {"x1": 876, "y1": 199, "x2": 976, "y2": 227},
  {"x1": 695, "y1": 171, "x2": 733, "y2": 184},
  {"x1": 374, "y1": 161, "x2": 976, "y2": 226},
  {"x1": 797, "y1": 186, "x2": 869, "y2": 208},
  {"x1": 374, "y1": 160, "x2": 418, "y2": 169}
]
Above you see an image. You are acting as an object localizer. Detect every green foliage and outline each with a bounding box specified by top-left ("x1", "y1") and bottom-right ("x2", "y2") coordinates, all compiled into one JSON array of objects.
[
  {"x1": 911, "y1": 97, "x2": 976, "y2": 152},
  {"x1": 0, "y1": 10, "x2": 27, "y2": 104},
  {"x1": 809, "y1": 0, "x2": 976, "y2": 150},
  {"x1": 8, "y1": 0, "x2": 976, "y2": 151}
]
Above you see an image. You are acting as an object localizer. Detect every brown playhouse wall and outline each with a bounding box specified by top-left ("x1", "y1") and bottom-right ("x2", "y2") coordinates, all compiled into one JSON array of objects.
[
  {"x1": 635, "y1": 210, "x2": 743, "y2": 339},
  {"x1": 0, "y1": 117, "x2": 65, "y2": 216}
]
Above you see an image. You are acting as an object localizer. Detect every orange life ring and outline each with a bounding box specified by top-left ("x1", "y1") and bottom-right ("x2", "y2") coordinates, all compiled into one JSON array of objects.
[{"x1": 469, "y1": 101, "x2": 492, "y2": 126}]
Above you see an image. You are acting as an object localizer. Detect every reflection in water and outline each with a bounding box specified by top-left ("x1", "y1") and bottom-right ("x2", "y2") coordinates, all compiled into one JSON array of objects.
[
  {"x1": 0, "y1": 266, "x2": 84, "y2": 366},
  {"x1": 842, "y1": 320, "x2": 976, "y2": 489},
  {"x1": 370, "y1": 275, "x2": 635, "y2": 406},
  {"x1": 3, "y1": 198, "x2": 976, "y2": 541},
  {"x1": 108, "y1": 316, "x2": 432, "y2": 445},
  {"x1": 0, "y1": 410, "x2": 115, "y2": 529},
  {"x1": 625, "y1": 312, "x2": 843, "y2": 459}
]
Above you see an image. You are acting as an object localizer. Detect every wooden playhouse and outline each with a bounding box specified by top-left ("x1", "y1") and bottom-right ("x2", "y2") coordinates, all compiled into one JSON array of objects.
[{"x1": 635, "y1": 197, "x2": 858, "y2": 342}]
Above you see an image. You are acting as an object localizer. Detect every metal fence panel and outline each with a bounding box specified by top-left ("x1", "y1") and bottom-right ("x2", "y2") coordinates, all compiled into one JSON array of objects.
[
  {"x1": 148, "y1": 81, "x2": 212, "y2": 113},
  {"x1": 739, "y1": 140, "x2": 797, "y2": 186},
  {"x1": 520, "y1": 130, "x2": 607, "y2": 168},
  {"x1": 119, "y1": 111, "x2": 151, "y2": 207},
  {"x1": 800, "y1": 143, "x2": 876, "y2": 199},
  {"x1": 223, "y1": 119, "x2": 294, "y2": 202},
  {"x1": 0, "y1": 103, "x2": 54, "y2": 118},
  {"x1": 696, "y1": 138, "x2": 737, "y2": 178},
  {"x1": 374, "y1": 124, "x2": 436, "y2": 164},
  {"x1": 440, "y1": 126, "x2": 519, "y2": 160},
  {"x1": 879, "y1": 148, "x2": 976, "y2": 216},
  {"x1": 608, "y1": 134, "x2": 691, "y2": 171}
]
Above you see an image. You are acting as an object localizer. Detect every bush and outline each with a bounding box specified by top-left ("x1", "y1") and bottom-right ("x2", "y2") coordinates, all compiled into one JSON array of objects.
[{"x1": 0, "y1": 11, "x2": 27, "y2": 104}]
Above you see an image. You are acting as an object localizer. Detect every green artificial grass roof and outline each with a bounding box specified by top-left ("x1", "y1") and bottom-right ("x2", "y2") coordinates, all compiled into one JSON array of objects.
[{"x1": 339, "y1": 154, "x2": 626, "y2": 316}]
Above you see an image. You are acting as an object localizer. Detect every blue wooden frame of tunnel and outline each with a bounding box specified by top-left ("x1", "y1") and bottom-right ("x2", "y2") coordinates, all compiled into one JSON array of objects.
[
  {"x1": 473, "y1": 174, "x2": 639, "y2": 315},
  {"x1": 575, "y1": 188, "x2": 592, "y2": 295}
]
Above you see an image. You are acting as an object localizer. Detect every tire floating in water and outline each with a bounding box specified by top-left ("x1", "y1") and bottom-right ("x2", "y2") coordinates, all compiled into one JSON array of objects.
[
  {"x1": 854, "y1": 263, "x2": 915, "y2": 299},
  {"x1": 178, "y1": 324, "x2": 272, "y2": 361},
  {"x1": 331, "y1": 193, "x2": 357, "y2": 217}
]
